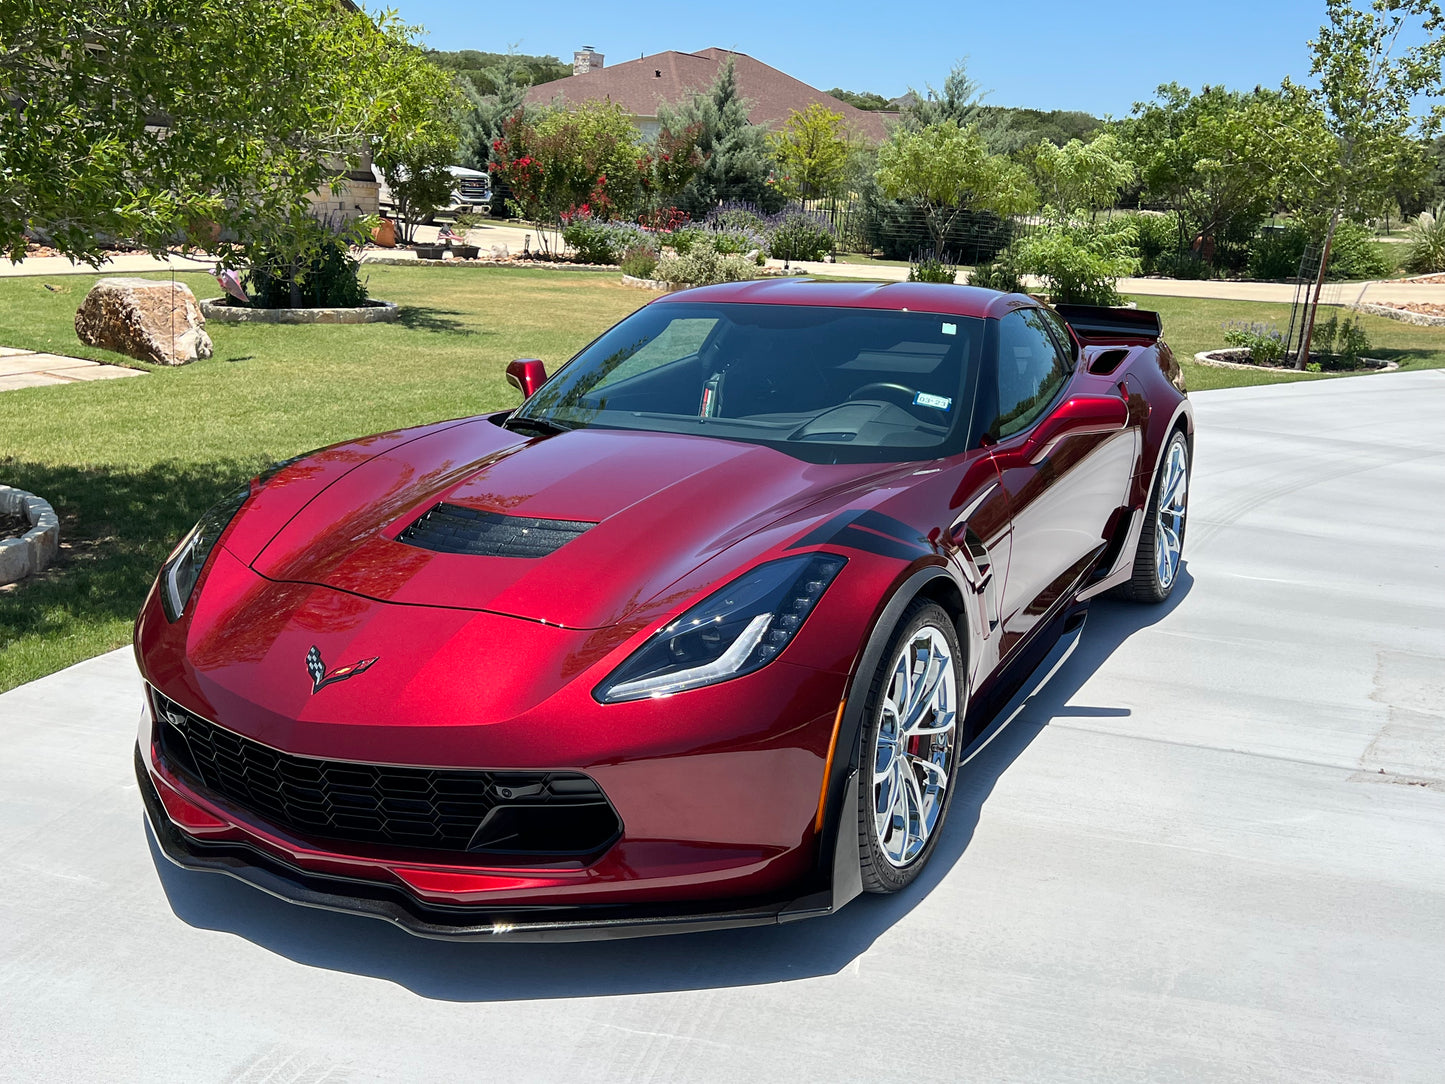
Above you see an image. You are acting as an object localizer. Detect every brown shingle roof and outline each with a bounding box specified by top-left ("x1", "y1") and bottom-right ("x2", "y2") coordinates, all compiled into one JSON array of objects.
[{"x1": 523, "y1": 48, "x2": 896, "y2": 143}]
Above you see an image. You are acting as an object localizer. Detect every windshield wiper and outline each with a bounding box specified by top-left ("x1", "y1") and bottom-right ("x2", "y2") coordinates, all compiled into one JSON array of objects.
[{"x1": 503, "y1": 413, "x2": 575, "y2": 437}]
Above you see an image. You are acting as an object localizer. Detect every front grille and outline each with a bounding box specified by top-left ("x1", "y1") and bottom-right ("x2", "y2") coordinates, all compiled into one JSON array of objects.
[
  {"x1": 456, "y1": 177, "x2": 490, "y2": 202},
  {"x1": 151, "y1": 689, "x2": 620, "y2": 861},
  {"x1": 395, "y1": 503, "x2": 594, "y2": 558}
]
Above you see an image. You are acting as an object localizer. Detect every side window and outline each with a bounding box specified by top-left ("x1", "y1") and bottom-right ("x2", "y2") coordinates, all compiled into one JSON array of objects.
[
  {"x1": 1036, "y1": 308, "x2": 1078, "y2": 364},
  {"x1": 991, "y1": 309, "x2": 1072, "y2": 439}
]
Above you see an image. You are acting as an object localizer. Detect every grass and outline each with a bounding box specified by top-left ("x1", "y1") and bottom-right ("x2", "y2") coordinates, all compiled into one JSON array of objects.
[
  {"x1": 1127, "y1": 295, "x2": 1445, "y2": 391},
  {"x1": 4, "y1": 265, "x2": 1445, "y2": 692}
]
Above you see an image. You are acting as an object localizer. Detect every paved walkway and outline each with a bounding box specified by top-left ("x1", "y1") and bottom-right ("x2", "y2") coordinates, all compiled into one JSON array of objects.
[
  {"x1": 1, "y1": 372, "x2": 1442, "y2": 1082},
  {"x1": 0, "y1": 346, "x2": 145, "y2": 391}
]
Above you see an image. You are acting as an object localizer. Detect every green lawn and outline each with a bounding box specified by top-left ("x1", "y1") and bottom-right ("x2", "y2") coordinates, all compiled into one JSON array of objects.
[
  {"x1": 1128, "y1": 294, "x2": 1445, "y2": 391},
  {"x1": 3, "y1": 265, "x2": 1445, "y2": 692}
]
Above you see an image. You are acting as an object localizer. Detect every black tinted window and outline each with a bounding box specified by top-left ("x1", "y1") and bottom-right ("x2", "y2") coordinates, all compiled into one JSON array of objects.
[
  {"x1": 518, "y1": 303, "x2": 985, "y2": 462},
  {"x1": 991, "y1": 309, "x2": 1072, "y2": 439}
]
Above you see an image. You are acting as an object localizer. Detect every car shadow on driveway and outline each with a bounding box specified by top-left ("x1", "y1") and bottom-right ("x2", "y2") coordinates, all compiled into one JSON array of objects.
[{"x1": 148, "y1": 569, "x2": 1193, "y2": 1001}]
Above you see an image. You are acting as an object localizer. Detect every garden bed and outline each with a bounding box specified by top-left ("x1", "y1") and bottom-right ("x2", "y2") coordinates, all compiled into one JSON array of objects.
[
  {"x1": 1195, "y1": 349, "x2": 1396, "y2": 374},
  {"x1": 1351, "y1": 301, "x2": 1445, "y2": 327},
  {"x1": 200, "y1": 297, "x2": 400, "y2": 324},
  {"x1": 0, "y1": 485, "x2": 60, "y2": 585}
]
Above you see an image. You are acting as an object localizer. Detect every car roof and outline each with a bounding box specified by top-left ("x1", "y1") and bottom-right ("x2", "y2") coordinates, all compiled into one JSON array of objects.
[{"x1": 654, "y1": 278, "x2": 1035, "y2": 320}]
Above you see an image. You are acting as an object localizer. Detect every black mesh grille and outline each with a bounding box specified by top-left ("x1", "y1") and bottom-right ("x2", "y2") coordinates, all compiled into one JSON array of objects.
[
  {"x1": 151, "y1": 689, "x2": 620, "y2": 861},
  {"x1": 395, "y1": 503, "x2": 594, "y2": 558}
]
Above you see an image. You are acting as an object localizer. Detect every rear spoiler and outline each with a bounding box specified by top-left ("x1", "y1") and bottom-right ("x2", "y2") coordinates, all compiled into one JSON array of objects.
[{"x1": 1054, "y1": 304, "x2": 1162, "y2": 343}]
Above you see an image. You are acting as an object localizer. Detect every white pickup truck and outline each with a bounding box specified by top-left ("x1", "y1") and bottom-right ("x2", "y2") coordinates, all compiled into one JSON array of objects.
[{"x1": 374, "y1": 164, "x2": 492, "y2": 220}]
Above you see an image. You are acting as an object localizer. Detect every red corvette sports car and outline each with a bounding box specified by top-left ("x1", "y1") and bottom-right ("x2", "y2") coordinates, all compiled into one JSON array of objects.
[{"x1": 135, "y1": 280, "x2": 1193, "y2": 940}]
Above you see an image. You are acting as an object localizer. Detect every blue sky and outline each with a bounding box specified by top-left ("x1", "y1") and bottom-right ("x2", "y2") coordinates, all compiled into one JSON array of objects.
[{"x1": 394, "y1": 0, "x2": 1334, "y2": 117}]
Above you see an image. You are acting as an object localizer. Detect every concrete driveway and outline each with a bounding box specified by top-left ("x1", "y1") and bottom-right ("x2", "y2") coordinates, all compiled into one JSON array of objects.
[{"x1": 2, "y1": 372, "x2": 1442, "y2": 1083}]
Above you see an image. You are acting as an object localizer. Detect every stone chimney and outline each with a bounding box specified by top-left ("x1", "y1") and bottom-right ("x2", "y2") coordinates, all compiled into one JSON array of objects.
[{"x1": 573, "y1": 46, "x2": 604, "y2": 75}]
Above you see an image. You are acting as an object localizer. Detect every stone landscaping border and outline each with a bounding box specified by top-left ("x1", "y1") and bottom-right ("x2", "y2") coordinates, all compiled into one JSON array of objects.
[
  {"x1": 1350, "y1": 301, "x2": 1445, "y2": 327},
  {"x1": 1194, "y1": 350, "x2": 1397, "y2": 374},
  {"x1": 199, "y1": 299, "x2": 400, "y2": 325},
  {"x1": 621, "y1": 275, "x2": 686, "y2": 292},
  {"x1": 360, "y1": 255, "x2": 619, "y2": 272},
  {"x1": 0, "y1": 486, "x2": 60, "y2": 584}
]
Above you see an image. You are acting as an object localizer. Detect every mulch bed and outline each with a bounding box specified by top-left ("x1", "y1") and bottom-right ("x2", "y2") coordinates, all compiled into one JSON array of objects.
[
  {"x1": 1372, "y1": 301, "x2": 1445, "y2": 317},
  {"x1": 0, "y1": 510, "x2": 27, "y2": 541}
]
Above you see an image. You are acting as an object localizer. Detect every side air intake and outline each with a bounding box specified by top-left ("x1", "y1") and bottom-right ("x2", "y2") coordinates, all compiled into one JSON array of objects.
[{"x1": 396, "y1": 503, "x2": 594, "y2": 558}]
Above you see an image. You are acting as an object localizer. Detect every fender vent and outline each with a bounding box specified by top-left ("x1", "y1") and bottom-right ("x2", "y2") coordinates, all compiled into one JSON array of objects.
[
  {"x1": 1087, "y1": 348, "x2": 1131, "y2": 376},
  {"x1": 396, "y1": 503, "x2": 594, "y2": 558}
]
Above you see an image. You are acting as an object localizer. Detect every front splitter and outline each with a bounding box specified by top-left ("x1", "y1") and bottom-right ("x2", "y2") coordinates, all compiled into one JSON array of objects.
[{"x1": 137, "y1": 745, "x2": 838, "y2": 942}]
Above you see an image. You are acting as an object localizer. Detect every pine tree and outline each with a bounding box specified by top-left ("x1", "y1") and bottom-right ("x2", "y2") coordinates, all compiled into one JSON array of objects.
[{"x1": 656, "y1": 58, "x2": 786, "y2": 215}]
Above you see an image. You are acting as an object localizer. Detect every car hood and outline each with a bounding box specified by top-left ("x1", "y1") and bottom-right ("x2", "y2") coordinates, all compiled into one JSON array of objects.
[{"x1": 250, "y1": 420, "x2": 902, "y2": 629}]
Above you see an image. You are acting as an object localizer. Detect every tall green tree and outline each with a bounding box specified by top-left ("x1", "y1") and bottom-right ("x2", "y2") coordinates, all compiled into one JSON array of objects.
[
  {"x1": 875, "y1": 122, "x2": 1036, "y2": 258},
  {"x1": 655, "y1": 58, "x2": 786, "y2": 215},
  {"x1": 901, "y1": 60, "x2": 985, "y2": 131},
  {"x1": 1119, "y1": 83, "x2": 1281, "y2": 266},
  {"x1": 0, "y1": 0, "x2": 420, "y2": 264},
  {"x1": 457, "y1": 51, "x2": 537, "y2": 172},
  {"x1": 769, "y1": 105, "x2": 855, "y2": 200},
  {"x1": 1277, "y1": 0, "x2": 1445, "y2": 365},
  {"x1": 1031, "y1": 132, "x2": 1134, "y2": 218}
]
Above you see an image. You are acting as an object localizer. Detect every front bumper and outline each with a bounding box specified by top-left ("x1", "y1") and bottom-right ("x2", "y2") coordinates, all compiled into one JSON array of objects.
[{"x1": 138, "y1": 744, "x2": 856, "y2": 941}]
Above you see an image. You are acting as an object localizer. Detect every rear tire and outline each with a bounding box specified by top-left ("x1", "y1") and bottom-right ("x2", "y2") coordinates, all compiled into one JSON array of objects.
[
  {"x1": 1120, "y1": 430, "x2": 1189, "y2": 603},
  {"x1": 857, "y1": 600, "x2": 964, "y2": 894}
]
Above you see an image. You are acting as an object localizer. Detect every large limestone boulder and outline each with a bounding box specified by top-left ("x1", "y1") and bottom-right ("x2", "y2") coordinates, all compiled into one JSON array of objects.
[{"x1": 74, "y1": 277, "x2": 213, "y2": 365}]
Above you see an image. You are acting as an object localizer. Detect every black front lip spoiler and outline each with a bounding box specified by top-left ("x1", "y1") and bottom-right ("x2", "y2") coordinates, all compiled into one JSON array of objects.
[{"x1": 137, "y1": 745, "x2": 846, "y2": 942}]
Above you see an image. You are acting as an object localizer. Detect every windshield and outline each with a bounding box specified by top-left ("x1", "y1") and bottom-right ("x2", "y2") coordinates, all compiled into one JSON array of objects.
[{"x1": 514, "y1": 303, "x2": 984, "y2": 463}]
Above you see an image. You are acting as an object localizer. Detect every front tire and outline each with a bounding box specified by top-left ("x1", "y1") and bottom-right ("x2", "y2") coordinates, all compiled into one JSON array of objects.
[
  {"x1": 857, "y1": 600, "x2": 964, "y2": 894},
  {"x1": 1120, "y1": 429, "x2": 1189, "y2": 603}
]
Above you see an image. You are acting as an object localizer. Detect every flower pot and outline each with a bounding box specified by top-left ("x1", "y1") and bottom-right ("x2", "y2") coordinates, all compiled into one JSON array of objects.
[{"x1": 371, "y1": 217, "x2": 396, "y2": 247}]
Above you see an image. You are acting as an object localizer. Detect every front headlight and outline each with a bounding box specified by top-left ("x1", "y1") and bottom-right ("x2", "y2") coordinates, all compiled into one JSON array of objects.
[
  {"x1": 159, "y1": 483, "x2": 251, "y2": 622},
  {"x1": 595, "y1": 553, "x2": 846, "y2": 703}
]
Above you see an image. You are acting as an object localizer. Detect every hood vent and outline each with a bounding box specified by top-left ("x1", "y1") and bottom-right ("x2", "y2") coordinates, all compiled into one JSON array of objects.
[{"x1": 396, "y1": 503, "x2": 594, "y2": 558}]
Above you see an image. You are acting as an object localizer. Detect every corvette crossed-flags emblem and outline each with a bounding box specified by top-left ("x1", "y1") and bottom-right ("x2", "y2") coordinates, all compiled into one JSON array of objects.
[{"x1": 305, "y1": 645, "x2": 379, "y2": 695}]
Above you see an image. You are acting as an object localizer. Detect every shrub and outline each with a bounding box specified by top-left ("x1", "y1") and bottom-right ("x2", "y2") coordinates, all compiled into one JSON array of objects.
[
  {"x1": 668, "y1": 225, "x2": 705, "y2": 255},
  {"x1": 560, "y1": 213, "x2": 650, "y2": 264},
  {"x1": 707, "y1": 227, "x2": 767, "y2": 261},
  {"x1": 1222, "y1": 320, "x2": 1287, "y2": 365},
  {"x1": 1402, "y1": 205, "x2": 1445, "y2": 274},
  {"x1": 1128, "y1": 212, "x2": 1181, "y2": 276},
  {"x1": 1247, "y1": 220, "x2": 1392, "y2": 281},
  {"x1": 242, "y1": 214, "x2": 370, "y2": 309},
  {"x1": 968, "y1": 252, "x2": 1026, "y2": 293},
  {"x1": 654, "y1": 237, "x2": 757, "y2": 285},
  {"x1": 766, "y1": 209, "x2": 835, "y2": 262},
  {"x1": 1152, "y1": 250, "x2": 1212, "y2": 280},
  {"x1": 620, "y1": 243, "x2": 659, "y2": 279},
  {"x1": 703, "y1": 201, "x2": 769, "y2": 233},
  {"x1": 908, "y1": 254, "x2": 958, "y2": 284},
  {"x1": 1015, "y1": 217, "x2": 1139, "y2": 306},
  {"x1": 1310, "y1": 312, "x2": 1374, "y2": 367}
]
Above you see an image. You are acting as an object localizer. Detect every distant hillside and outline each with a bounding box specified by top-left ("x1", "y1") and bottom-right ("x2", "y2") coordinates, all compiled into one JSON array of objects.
[
  {"x1": 976, "y1": 105, "x2": 1104, "y2": 148},
  {"x1": 827, "y1": 88, "x2": 894, "y2": 111},
  {"x1": 826, "y1": 89, "x2": 1104, "y2": 147},
  {"x1": 427, "y1": 50, "x2": 571, "y2": 95}
]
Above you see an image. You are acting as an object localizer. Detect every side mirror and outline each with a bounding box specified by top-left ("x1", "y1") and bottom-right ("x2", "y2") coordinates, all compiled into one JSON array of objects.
[
  {"x1": 1005, "y1": 395, "x2": 1128, "y2": 466},
  {"x1": 506, "y1": 358, "x2": 548, "y2": 399}
]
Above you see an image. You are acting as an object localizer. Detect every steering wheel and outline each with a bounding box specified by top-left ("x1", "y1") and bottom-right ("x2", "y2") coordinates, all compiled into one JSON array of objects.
[{"x1": 846, "y1": 382, "x2": 948, "y2": 422}]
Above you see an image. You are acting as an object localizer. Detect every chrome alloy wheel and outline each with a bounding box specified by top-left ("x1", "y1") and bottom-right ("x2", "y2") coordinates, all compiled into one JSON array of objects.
[
  {"x1": 872, "y1": 624, "x2": 959, "y2": 868},
  {"x1": 1155, "y1": 439, "x2": 1189, "y2": 590}
]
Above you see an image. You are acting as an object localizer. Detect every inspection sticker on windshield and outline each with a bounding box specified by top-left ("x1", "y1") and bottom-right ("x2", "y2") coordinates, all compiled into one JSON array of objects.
[
  {"x1": 941, "y1": 322, "x2": 957, "y2": 336},
  {"x1": 915, "y1": 392, "x2": 952, "y2": 411}
]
